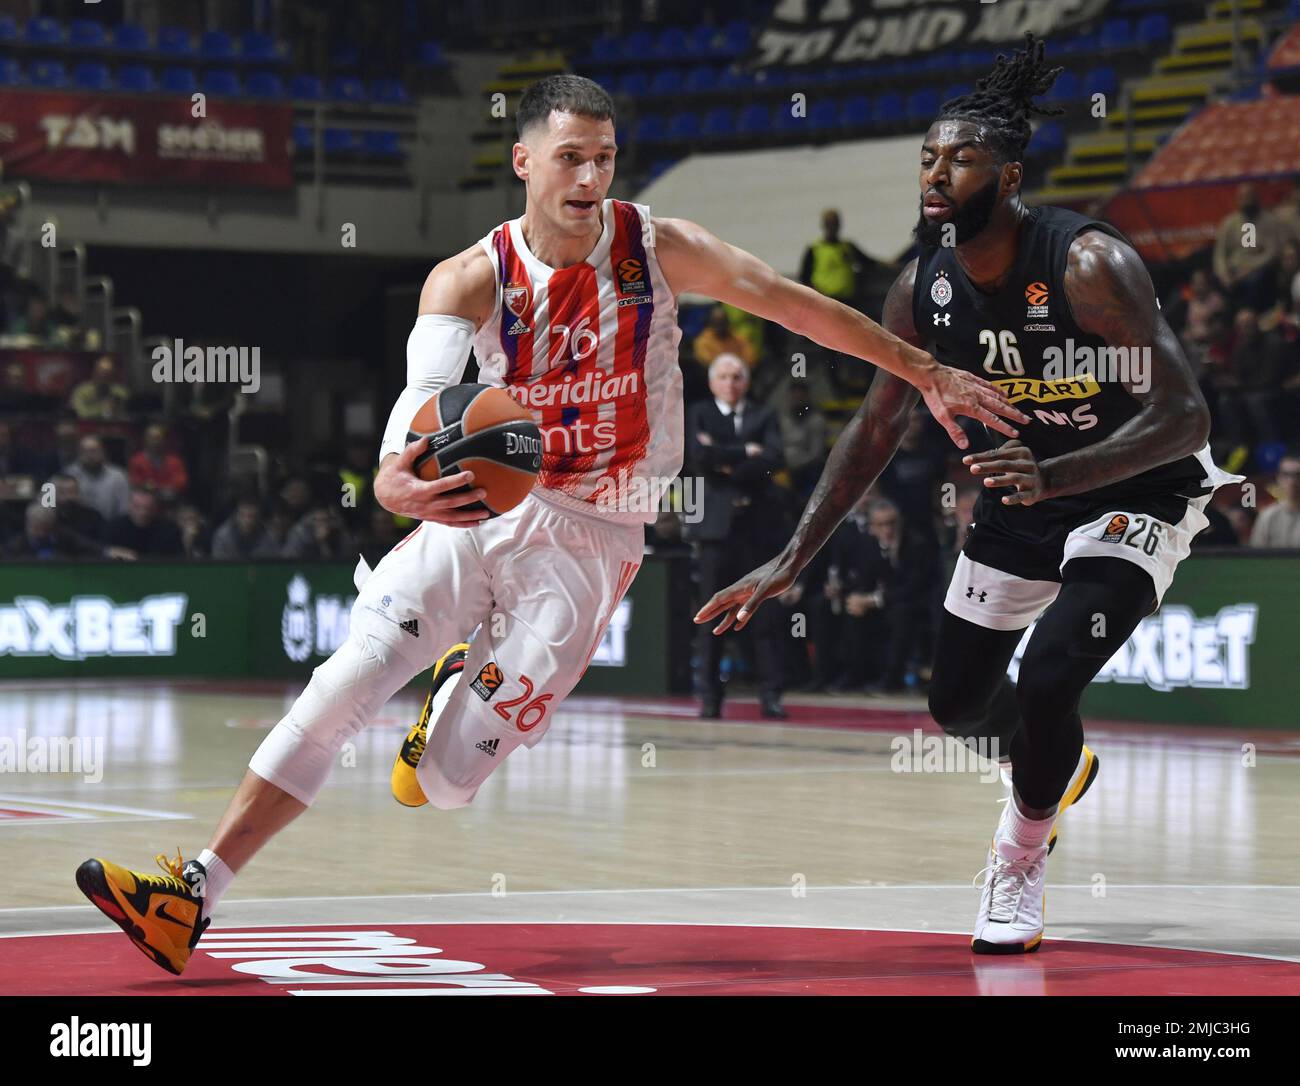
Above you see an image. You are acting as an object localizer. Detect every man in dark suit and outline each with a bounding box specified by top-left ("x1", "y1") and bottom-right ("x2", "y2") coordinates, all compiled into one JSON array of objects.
[{"x1": 685, "y1": 354, "x2": 787, "y2": 718}]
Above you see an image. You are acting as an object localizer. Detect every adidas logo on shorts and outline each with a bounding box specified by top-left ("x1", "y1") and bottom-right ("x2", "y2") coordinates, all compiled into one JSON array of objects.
[
  {"x1": 399, "y1": 619, "x2": 420, "y2": 638},
  {"x1": 475, "y1": 737, "x2": 500, "y2": 757}
]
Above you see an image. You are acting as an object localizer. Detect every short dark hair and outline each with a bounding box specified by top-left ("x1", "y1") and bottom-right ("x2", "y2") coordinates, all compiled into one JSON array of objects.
[
  {"x1": 934, "y1": 32, "x2": 1065, "y2": 164},
  {"x1": 516, "y1": 74, "x2": 615, "y2": 140}
]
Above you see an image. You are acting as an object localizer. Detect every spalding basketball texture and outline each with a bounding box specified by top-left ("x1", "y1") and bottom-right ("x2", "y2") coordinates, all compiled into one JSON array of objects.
[{"x1": 407, "y1": 383, "x2": 542, "y2": 518}]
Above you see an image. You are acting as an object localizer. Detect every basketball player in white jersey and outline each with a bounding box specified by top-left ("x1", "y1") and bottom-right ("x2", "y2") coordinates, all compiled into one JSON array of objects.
[{"x1": 74, "y1": 75, "x2": 1028, "y2": 975}]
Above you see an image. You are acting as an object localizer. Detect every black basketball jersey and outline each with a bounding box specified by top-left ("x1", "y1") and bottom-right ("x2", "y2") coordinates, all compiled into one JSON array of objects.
[{"x1": 911, "y1": 205, "x2": 1208, "y2": 513}]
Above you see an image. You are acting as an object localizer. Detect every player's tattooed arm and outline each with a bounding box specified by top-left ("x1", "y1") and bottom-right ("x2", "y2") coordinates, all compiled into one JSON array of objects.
[
  {"x1": 654, "y1": 217, "x2": 1027, "y2": 448},
  {"x1": 693, "y1": 263, "x2": 921, "y2": 634},
  {"x1": 1034, "y1": 230, "x2": 1211, "y2": 501}
]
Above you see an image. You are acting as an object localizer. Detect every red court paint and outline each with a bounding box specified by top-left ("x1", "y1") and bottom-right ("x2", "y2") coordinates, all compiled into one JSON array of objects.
[{"x1": 4, "y1": 924, "x2": 1298, "y2": 996}]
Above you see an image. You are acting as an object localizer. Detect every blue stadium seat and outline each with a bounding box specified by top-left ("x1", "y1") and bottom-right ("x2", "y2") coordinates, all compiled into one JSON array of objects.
[
  {"x1": 200, "y1": 30, "x2": 235, "y2": 61},
  {"x1": 361, "y1": 131, "x2": 404, "y2": 157},
  {"x1": 809, "y1": 98, "x2": 840, "y2": 130},
  {"x1": 113, "y1": 24, "x2": 151, "y2": 51},
  {"x1": 621, "y1": 30, "x2": 654, "y2": 62},
  {"x1": 737, "y1": 103, "x2": 771, "y2": 135},
  {"x1": 773, "y1": 103, "x2": 804, "y2": 132},
  {"x1": 158, "y1": 27, "x2": 193, "y2": 56},
  {"x1": 117, "y1": 65, "x2": 156, "y2": 92},
  {"x1": 160, "y1": 66, "x2": 199, "y2": 94},
  {"x1": 647, "y1": 158, "x2": 678, "y2": 182},
  {"x1": 685, "y1": 65, "x2": 718, "y2": 93},
  {"x1": 655, "y1": 27, "x2": 688, "y2": 59},
  {"x1": 589, "y1": 35, "x2": 619, "y2": 64},
  {"x1": 702, "y1": 107, "x2": 735, "y2": 137},
  {"x1": 721, "y1": 19, "x2": 751, "y2": 56},
  {"x1": 290, "y1": 74, "x2": 324, "y2": 100},
  {"x1": 941, "y1": 84, "x2": 973, "y2": 105},
  {"x1": 330, "y1": 45, "x2": 359, "y2": 69},
  {"x1": 0, "y1": 58, "x2": 22, "y2": 86},
  {"x1": 924, "y1": 51, "x2": 952, "y2": 75},
  {"x1": 241, "y1": 32, "x2": 281, "y2": 62},
  {"x1": 841, "y1": 95, "x2": 872, "y2": 127},
  {"x1": 1027, "y1": 121, "x2": 1065, "y2": 155},
  {"x1": 650, "y1": 69, "x2": 683, "y2": 95},
  {"x1": 202, "y1": 69, "x2": 242, "y2": 96},
  {"x1": 1100, "y1": 19, "x2": 1133, "y2": 52},
  {"x1": 370, "y1": 78, "x2": 409, "y2": 104},
  {"x1": 617, "y1": 70, "x2": 649, "y2": 97},
  {"x1": 417, "y1": 41, "x2": 446, "y2": 67},
  {"x1": 245, "y1": 71, "x2": 284, "y2": 98},
  {"x1": 328, "y1": 76, "x2": 367, "y2": 103},
  {"x1": 28, "y1": 60, "x2": 68, "y2": 88},
  {"x1": 716, "y1": 66, "x2": 751, "y2": 90},
  {"x1": 25, "y1": 16, "x2": 62, "y2": 45},
  {"x1": 1084, "y1": 67, "x2": 1119, "y2": 99},
  {"x1": 69, "y1": 20, "x2": 108, "y2": 48},
  {"x1": 1049, "y1": 71, "x2": 1081, "y2": 102},
  {"x1": 0, "y1": 16, "x2": 16, "y2": 43},
  {"x1": 1136, "y1": 14, "x2": 1171, "y2": 45},
  {"x1": 906, "y1": 88, "x2": 941, "y2": 124},
  {"x1": 687, "y1": 25, "x2": 716, "y2": 57},
  {"x1": 874, "y1": 92, "x2": 904, "y2": 126},
  {"x1": 292, "y1": 125, "x2": 314, "y2": 151},
  {"x1": 589, "y1": 71, "x2": 616, "y2": 93},
  {"x1": 323, "y1": 128, "x2": 357, "y2": 153},
  {"x1": 667, "y1": 111, "x2": 701, "y2": 140},
  {"x1": 634, "y1": 114, "x2": 667, "y2": 143},
  {"x1": 73, "y1": 62, "x2": 112, "y2": 91}
]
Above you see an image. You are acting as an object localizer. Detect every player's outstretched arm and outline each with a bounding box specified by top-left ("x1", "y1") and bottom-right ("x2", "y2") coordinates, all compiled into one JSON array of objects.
[
  {"x1": 694, "y1": 264, "x2": 923, "y2": 634},
  {"x1": 1025, "y1": 231, "x2": 1212, "y2": 502},
  {"x1": 654, "y1": 216, "x2": 1028, "y2": 448},
  {"x1": 373, "y1": 246, "x2": 497, "y2": 525}
]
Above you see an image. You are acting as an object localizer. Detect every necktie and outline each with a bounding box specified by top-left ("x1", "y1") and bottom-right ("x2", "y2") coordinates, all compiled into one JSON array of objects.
[{"x1": 733, "y1": 409, "x2": 742, "y2": 436}]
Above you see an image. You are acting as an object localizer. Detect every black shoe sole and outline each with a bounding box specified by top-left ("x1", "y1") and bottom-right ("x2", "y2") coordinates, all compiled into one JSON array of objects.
[{"x1": 971, "y1": 934, "x2": 1043, "y2": 955}]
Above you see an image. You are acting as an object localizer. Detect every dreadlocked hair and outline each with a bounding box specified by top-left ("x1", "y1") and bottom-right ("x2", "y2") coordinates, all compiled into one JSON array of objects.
[{"x1": 935, "y1": 32, "x2": 1065, "y2": 163}]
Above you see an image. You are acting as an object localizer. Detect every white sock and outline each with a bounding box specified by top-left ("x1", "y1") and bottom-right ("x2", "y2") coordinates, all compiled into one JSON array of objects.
[
  {"x1": 195, "y1": 848, "x2": 234, "y2": 921},
  {"x1": 1001, "y1": 801, "x2": 1053, "y2": 850}
]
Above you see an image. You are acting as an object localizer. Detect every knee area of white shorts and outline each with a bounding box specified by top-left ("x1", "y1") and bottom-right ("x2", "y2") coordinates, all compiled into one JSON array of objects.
[{"x1": 417, "y1": 764, "x2": 477, "y2": 811}]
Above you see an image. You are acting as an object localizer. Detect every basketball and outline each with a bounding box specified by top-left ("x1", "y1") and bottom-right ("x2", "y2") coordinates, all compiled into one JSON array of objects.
[{"x1": 406, "y1": 383, "x2": 542, "y2": 517}]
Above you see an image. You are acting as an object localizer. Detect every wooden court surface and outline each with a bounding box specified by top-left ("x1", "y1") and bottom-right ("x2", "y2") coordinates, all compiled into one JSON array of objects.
[{"x1": 2, "y1": 679, "x2": 1299, "y2": 995}]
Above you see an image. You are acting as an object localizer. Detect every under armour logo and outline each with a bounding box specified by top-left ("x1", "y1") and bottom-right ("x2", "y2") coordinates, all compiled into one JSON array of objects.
[
  {"x1": 933, "y1": 313, "x2": 951, "y2": 326},
  {"x1": 965, "y1": 587, "x2": 988, "y2": 602}
]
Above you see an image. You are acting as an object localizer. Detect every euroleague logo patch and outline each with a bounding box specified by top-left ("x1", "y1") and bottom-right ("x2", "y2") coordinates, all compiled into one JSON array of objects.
[
  {"x1": 470, "y1": 662, "x2": 505, "y2": 702},
  {"x1": 1025, "y1": 281, "x2": 1050, "y2": 320},
  {"x1": 1100, "y1": 514, "x2": 1129, "y2": 543},
  {"x1": 616, "y1": 257, "x2": 652, "y2": 306}
]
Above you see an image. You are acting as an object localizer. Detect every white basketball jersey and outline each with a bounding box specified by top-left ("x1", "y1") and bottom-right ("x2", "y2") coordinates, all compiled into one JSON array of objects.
[{"x1": 472, "y1": 199, "x2": 683, "y2": 525}]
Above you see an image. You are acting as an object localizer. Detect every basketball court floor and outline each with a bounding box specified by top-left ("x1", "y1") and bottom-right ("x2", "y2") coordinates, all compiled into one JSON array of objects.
[{"x1": 3, "y1": 678, "x2": 1299, "y2": 996}]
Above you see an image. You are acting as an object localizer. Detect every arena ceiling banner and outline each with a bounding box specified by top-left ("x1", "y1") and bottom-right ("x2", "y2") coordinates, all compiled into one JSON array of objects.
[
  {"x1": 751, "y1": 0, "x2": 1110, "y2": 68},
  {"x1": 0, "y1": 90, "x2": 293, "y2": 189}
]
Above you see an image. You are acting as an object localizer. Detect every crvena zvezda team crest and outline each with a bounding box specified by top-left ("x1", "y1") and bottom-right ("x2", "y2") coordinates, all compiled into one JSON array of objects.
[{"x1": 504, "y1": 285, "x2": 530, "y2": 317}]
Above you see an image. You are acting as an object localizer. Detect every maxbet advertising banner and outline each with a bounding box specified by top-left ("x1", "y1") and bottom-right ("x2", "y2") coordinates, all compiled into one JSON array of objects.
[
  {"x1": 0, "y1": 90, "x2": 293, "y2": 189},
  {"x1": 752, "y1": 0, "x2": 1109, "y2": 68}
]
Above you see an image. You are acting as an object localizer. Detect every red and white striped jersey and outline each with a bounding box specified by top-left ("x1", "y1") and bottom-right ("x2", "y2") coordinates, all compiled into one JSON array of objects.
[{"x1": 472, "y1": 199, "x2": 683, "y2": 525}]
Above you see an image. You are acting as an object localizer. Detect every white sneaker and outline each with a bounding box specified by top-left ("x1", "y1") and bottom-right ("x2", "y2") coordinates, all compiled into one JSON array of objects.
[{"x1": 971, "y1": 833, "x2": 1048, "y2": 954}]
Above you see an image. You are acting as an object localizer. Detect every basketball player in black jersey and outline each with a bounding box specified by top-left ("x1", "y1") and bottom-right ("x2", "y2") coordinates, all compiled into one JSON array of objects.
[{"x1": 695, "y1": 34, "x2": 1240, "y2": 954}]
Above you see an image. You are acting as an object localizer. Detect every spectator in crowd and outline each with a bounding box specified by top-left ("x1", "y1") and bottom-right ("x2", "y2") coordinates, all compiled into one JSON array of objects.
[
  {"x1": 7, "y1": 292, "x2": 60, "y2": 343},
  {"x1": 211, "y1": 497, "x2": 280, "y2": 560},
  {"x1": 128, "y1": 423, "x2": 190, "y2": 502},
  {"x1": 823, "y1": 493, "x2": 890, "y2": 690},
  {"x1": 692, "y1": 304, "x2": 756, "y2": 370},
  {"x1": 355, "y1": 502, "x2": 406, "y2": 565},
  {"x1": 1214, "y1": 183, "x2": 1284, "y2": 311},
  {"x1": 49, "y1": 472, "x2": 106, "y2": 548},
  {"x1": 1224, "y1": 502, "x2": 1256, "y2": 544},
  {"x1": 1217, "y1": 308, "x2": 1287, "y2": 451},
  {"x1": 1268, "y1": 241, "x2": 1300, "y2": 329},
  {"x1": 339, "y1": 437, "x2": 376, "y2": 533},
  {"x1": 282, "y1": 506, "x2": 354, "y2": 560},
  {"x1": 863, "y1": 497, "x2": 940, "y2": 693},
  {"x1": 66, "y1": 435, "x2": 131, "y2": 521},
  {"x1": 53, "y1": 419, "x2": 81, "y2": 470},
  {"x1": 106, "y1": 487, "x2": 184, "y2": 559},
  {"x1": 943, "y1": 485, "x2": 980, "y2": 558},
  {"x1": 70, "y1": 356, "x2": 130, "y2": 421},
  {"x1": 3, "y1": 501, "x2": 97, "y2": 560},
  {"x1": 776, "y1": 381, "x2": 827, "y2": 497},
  {"x1": 1249, "y1": 452, "x2": 1300, "y2": 548},
  {"x1": 1192, "y1": 500, "x2": 1239, "y2": 547},
  {"x1": 1272, "y1": 174, "x2": 1300, "y2": 248},
  {"x1": 798, "y1": 208, "x2": 882, "y2": 309},
  {"x1": 176, "y1": 505, "x2": 210, "y2": 560},
  {"x1": 279, "y1": 475, "x2": 314, "y2": 523},
  {"x1": 879, "y1": 409, "x2": 946, "y2": 543},
  {"x1": 1179, "y1": 268, "x2": 1228, "y2": 374},
  {"x1": 685, "y1": 353, "x2": 787, "y2": 719},
  {"x1": 1, "y1": 361, "x2": 56, "y2": 415},
  {"x1": 48, "y1": 288, "x2": 84, "y2": 349},
  {"x1": 264, "y1": 499, "x2": 294, "y2": 553}
]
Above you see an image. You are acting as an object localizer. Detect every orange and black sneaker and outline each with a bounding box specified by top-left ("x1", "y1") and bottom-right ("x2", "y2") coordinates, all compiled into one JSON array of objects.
[
  {"x1": 75, "y1": 849, "x2": 211, "y2": 976},
  {"x1": 391, "y1": 642, "x2": 469, "y2": 807}
]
